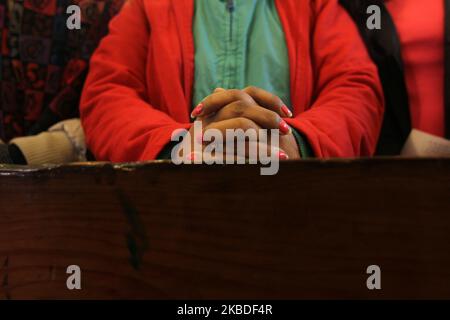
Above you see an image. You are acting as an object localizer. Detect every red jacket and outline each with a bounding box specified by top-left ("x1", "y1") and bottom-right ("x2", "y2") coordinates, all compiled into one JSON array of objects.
[{"x1": 80, "y1": 0, "x2": 384, "y2": 161}]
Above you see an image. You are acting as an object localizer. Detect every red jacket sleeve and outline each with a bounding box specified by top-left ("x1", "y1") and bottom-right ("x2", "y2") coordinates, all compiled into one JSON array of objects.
[
  {"x1": 80, "y1": 0, "x2": 190, "y2": 162},
  {"x1": 286, "y1": 0, "x2": 384, "y2": 158}
]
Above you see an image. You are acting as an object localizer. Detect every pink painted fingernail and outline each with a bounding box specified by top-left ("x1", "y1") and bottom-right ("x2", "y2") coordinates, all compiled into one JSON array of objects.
[
  {"x1": 281, "y1": 105, "x2": 293, "y2": 117},
  {"x1": 278, "y1": 151, "x2": 289, "y2": 161},
  {"x1": 191, "y1": 103, "x2": 204, "y2": 118},
  {"x1": 186, "y1": 152, "x2": 196, "y2": 162},
  {"x1": 279, "y1": 120, "x2": 291, "y2": 135}
]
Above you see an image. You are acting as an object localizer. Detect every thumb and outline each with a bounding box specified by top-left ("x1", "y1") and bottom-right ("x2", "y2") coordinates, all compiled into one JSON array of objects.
[{"x1": 213, "y1": 87, "x2": 226, "y2": 93}]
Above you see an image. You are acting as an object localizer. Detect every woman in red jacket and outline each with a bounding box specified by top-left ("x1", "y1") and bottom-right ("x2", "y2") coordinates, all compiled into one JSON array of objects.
[{"x1": 80, "y1": 0, "x2": 384, "y2": 162}]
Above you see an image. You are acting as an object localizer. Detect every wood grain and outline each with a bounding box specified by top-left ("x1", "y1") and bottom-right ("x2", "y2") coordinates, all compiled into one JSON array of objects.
[{"x1": 0, "y1": 158, "x2": 449, "y2": 299}]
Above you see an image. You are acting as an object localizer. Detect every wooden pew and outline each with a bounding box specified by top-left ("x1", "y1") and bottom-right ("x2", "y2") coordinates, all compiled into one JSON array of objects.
[{"x1": 0, "y1": 158, "x2": 449, "y2": 299}]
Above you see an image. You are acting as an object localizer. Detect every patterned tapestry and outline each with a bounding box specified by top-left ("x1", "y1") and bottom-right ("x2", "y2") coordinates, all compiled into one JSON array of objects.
[{"x1": 0, "y1": 0, "x2": 125, "y2": 142}]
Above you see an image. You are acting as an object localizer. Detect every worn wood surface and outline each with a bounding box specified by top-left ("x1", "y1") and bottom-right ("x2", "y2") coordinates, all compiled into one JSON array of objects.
[{"x1": 0, "y1": 158, "x2": 449, "y2": 299}]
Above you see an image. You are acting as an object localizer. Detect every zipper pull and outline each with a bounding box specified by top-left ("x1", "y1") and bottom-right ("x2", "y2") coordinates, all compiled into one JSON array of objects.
[{"x1": 226, "y1": 0, "x2": 235, "y2": 13}]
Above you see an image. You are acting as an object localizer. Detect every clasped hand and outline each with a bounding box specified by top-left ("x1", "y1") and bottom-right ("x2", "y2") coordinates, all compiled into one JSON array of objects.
[{"x1": 184, "y1": 86, "x2": 300, "y2": 162}]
